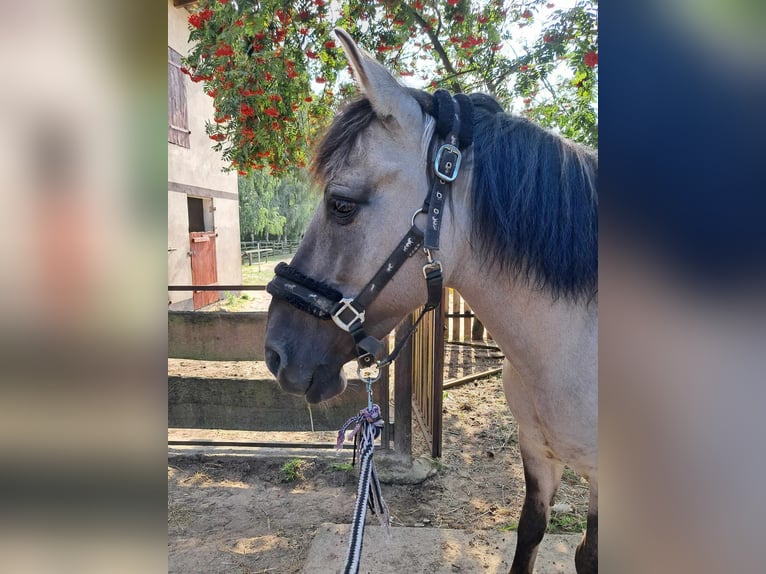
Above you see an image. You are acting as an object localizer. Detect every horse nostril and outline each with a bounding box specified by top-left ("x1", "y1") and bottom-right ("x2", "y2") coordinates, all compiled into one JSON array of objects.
[{"x1": 264, "y1": 346, "x2": 282, "y2": 377}]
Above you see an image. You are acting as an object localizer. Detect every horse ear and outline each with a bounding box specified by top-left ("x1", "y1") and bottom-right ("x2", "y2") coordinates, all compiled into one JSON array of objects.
[{"x1": 334, "y1": 28, "x2": 420, "y2": 124}]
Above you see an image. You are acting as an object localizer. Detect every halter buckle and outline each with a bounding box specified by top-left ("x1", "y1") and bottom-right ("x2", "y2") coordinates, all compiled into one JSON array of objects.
[
  {"x1": 331, "y1": 298, "x2": 365, "y2": 332},
  {"x1": 434, "y1": 143, "x2": 462, "y2": 182}
]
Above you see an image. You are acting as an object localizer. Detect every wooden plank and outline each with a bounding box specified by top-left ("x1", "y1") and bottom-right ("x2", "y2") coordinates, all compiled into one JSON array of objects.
[
  {"x1": 168, "y1": 285, "x2": 267, "y2": 291},
  {"x1": 169, "y1": 376, "x2": 369, "y2": 431},
  {"x1": 394, "y1": 316, "x2": 413, "y2": 458},
  {"x1": 168, "y1": 181, "x2": 238, "y2": 202},
  {"x1": 443, "y1": 367, "x2": 504, "y2": 390},
  {"x1": 377, "y1": 335, "x2": 391, "y2": 450},
  {"x1": 169, "y1": 440, "x2": 354, "y2": 449},
  {"x1": 462, "y1": 297, "x2": 472, "y2": 343},
  {"x1": 450, "y1": 289, "x2": 459, "y2": 341},
  {"x1": 168, "y1": 311, "x2": 268, "y2": 361},
  {"x1": 471, "y1": 318, "x2": 486, "y2": 341},
  {"x1": 431, "y1": 295, "x2": 446, "y2": 458}
]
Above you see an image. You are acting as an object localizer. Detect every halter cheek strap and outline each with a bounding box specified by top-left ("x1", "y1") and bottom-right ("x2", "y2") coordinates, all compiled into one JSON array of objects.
[
  {"x1": 331, "y1": 224, "x2": 427, "y2": 366},
  {"x1": 266, "y1": 90, "x2": 473, "y2": 372}
]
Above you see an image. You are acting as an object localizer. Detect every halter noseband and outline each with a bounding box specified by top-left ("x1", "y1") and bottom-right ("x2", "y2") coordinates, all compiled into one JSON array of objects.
[{"x1": 267, "y1": 90, "x2": 473, "y2": 376}]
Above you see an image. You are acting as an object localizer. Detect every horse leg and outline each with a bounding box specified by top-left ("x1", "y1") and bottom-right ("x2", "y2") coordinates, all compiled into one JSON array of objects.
[
  {"x1": 509, "y1": 429, "x2": 564, "y2": 574},
  {"x1": 575, "y1": 483, "x2": 598, "y2": 574}
]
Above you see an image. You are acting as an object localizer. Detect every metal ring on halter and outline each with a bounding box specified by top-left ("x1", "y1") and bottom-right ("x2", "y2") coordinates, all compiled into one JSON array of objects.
[
  {"x1": 411, "y1": 207, "x2": 425, "y2": 228},
  {"x1": 357, "y1": 363, "x2": 381, "y2": 383}
]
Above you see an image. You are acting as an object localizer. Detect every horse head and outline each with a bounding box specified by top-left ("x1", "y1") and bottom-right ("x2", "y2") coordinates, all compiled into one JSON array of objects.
[{"x1": 264, "y1": 29, "x2": 463, "y2": 403}]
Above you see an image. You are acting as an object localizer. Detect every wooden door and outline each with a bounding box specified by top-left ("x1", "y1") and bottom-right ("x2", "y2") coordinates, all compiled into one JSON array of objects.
[{"x1": 189, "y1": 232, "x2": 218, "y2": 309}]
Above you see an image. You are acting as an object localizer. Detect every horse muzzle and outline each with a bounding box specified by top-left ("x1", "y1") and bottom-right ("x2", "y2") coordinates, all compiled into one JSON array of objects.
[
  {"x1": 265, "y1": 344, "x2": 347, "y2": 403},
  {"x1": 264, "y1": 299, "x2": 354, "y2": 403}
]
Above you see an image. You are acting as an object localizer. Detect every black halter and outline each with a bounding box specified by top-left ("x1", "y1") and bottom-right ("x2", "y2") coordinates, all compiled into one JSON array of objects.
[{"x1": 267, "y1": 90, "x2": 473, "y2": 375}]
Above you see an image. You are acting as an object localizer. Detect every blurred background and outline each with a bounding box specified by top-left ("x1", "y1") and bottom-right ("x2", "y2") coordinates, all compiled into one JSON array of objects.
[
  {"x1": 0, "y1": 0, "x2": 763, "y2": 572},
  {"x1": 0, "y1": 1, "x2": 167, "y2": 572},
  {"x1": 600, "y1": 2, "x2": 765, "y2": 573}
]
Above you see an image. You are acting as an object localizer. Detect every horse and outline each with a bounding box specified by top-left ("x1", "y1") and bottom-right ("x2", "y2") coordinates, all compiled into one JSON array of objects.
[{"x1": 264, "y1": 29, "x2": 597, "y2": 574}]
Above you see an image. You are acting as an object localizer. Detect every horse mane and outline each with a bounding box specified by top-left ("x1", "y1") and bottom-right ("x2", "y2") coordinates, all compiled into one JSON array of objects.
[
  {"x1": 312, "y1": 90, "x2": 598, "y2": 303},
  {"x1": 467, "y1": 94, "x2": 598, "y2": 302}
]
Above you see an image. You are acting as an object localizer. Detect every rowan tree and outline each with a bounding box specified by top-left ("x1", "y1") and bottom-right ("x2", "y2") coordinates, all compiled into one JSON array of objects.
[{"x1": 182, "y1": 0, "x2": 597, "y2": 175}]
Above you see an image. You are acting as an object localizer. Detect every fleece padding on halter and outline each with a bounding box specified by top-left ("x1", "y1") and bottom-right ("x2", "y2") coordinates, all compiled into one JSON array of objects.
[
  {"x1": 431, "y1": 90, "x2": 474, "y2": 151},
  {"x1": 266, "y1": 262, "x2": 343, "y2": 319},
  {"x1": 432, "y1": 89, "x2": 456, "y2": 138},
  {"x1": 453, "y1": 93, "x2": 474, "y2": 150},
  {"x1": 271, "y1": 261, "x2": 343, "y2": 300}
]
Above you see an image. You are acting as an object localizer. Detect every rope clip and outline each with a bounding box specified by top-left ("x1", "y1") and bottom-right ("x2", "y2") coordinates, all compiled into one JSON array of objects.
[
  {"x1": 357, "y1": 364, "x2": 381, "y2": 411},
  {"x1": 422, "y1": 248, "x2": 442, "y2": 278}
]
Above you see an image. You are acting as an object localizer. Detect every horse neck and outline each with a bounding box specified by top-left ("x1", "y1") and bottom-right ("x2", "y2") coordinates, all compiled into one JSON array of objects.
[{"x1": 441, "y1": 185, "x2": 597, "y2": 384}]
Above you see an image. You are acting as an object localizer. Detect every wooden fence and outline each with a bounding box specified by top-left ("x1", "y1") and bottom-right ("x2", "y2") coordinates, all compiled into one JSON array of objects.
[
  {"x1": 410, "y1": 288, "x2": 501, "y2": 458},
  {"x1": 168, "y1": 289, "x2": 500, "y2": 458},
  {"x1": 408, "y1": 298, "x2": 445, "y2": 458},
  {"x1": 240, "y1": 239, "x2": 300, "y2": 257},
  {"x1": 168, "y1": 310, "x2": 393, "y2": 452}
]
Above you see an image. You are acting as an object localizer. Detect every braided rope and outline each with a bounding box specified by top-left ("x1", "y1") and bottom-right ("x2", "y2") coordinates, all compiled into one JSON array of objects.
[{"x1": 337, "y1": 405, "x2": 390, "y2": 574}]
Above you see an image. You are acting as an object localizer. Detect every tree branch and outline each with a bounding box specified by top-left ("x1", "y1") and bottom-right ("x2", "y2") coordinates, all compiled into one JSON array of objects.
[
  {"x1": 399, "y1": 3, "x2": 462, "y2": 93},
  {"x1": 540, "y1": 74, "x2": 559, "y2": 101},
  {"x1": 439, "y1": 66, "x2": 483, "y2": 85}
]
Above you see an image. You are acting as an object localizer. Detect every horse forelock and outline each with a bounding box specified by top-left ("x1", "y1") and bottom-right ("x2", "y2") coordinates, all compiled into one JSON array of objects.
[
  {"x1": 312, "y1": 90, "x2": 436, "y2": 186},
  {"x1": 311, "y1": 98, "x2": 376, "y2": 185}
]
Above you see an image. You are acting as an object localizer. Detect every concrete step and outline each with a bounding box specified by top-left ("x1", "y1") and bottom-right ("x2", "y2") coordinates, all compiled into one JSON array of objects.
[{"x1": 304, "y1": 523, "x2": 580, "y2": 573}]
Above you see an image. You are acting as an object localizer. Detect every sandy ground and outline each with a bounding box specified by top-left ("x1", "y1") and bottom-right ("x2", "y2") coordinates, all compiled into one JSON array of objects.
[{"x1": 168, "y1": 345, "x2": 589, "y2": 574}]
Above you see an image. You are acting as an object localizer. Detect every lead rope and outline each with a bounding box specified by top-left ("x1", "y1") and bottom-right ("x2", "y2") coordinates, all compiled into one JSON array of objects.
[{"x1": 336, "y1": 373, "x2": 390, "y2": 574}]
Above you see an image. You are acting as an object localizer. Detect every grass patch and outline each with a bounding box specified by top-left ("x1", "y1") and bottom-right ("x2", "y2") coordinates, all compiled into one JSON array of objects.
[
  {"x1": 215, "y1": 291, "x2": 254, "y2": 312},
  {"x1": 561, "y1": 466, "x2": 579, "y2": 482},
  {"x1": 547, "y1": 512, "x2": 586, "y2": 533},
  {"x1": 430, "y1": 457, "x2": 446, "y2": 472},
  {"x1": 241, "y1": 251, "x2": 296, "y2": 286},
  {"x1": 280, "y1": 459, "x2": 308, "y2": 483},
  {"x1": 330, "y1": 462, "x2": 354, "y2": 473},
  {"x1": 498, "y1": 513, "x2": 585, "y2": 534}
]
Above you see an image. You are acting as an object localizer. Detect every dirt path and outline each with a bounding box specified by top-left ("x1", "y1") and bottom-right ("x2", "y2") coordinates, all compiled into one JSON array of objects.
[{"x1": 168, "y1": 363, "x2": 589, "y2": 574}]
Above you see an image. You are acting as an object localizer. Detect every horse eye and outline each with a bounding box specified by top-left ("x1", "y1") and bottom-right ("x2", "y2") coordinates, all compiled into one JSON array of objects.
[{"x1": 329, "y1": 198, "x2": 357, "y2": 222}]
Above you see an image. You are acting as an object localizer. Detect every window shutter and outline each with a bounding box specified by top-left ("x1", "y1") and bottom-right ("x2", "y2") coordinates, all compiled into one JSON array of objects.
[{"x1": 168, "y1": 47, "x2": 190, "y2": 148}]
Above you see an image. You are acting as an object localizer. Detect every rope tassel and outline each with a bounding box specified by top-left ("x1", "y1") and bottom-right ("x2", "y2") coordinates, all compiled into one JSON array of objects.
[{"x1": 336, "y1": 404, "x2": 390, "y2": 574}]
